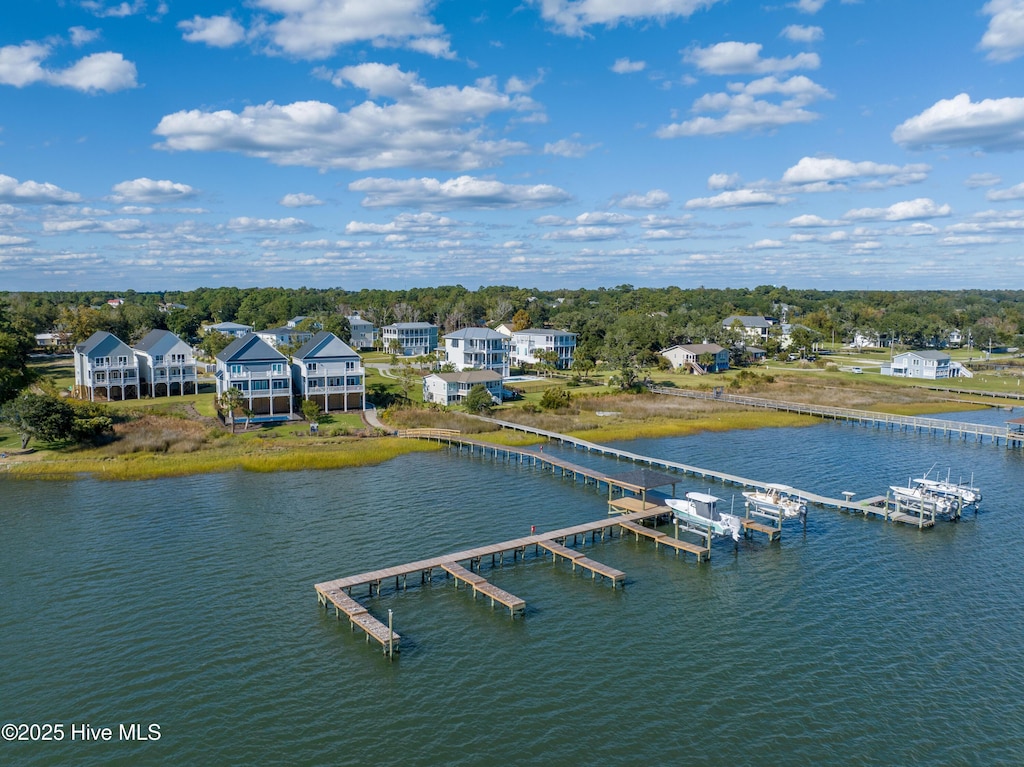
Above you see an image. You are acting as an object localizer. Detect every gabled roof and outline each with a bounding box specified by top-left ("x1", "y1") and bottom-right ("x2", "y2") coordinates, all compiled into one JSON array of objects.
[
  {"x1": 444, "y1": 327, "x2": 507, "y2": 340},
  {"x1": 347, "y1": 314, "x2": 374, "y2": 326},
  {"x1": 661, "y1": 343, "x2": 725, "y2": 355},
  {"x1": 427, "y1": 370, "x2": 502, "y2": 384},
  {"x1": 216, "y1": 333, "x2": 287, "y2": 363},
  {"x1": 512, "y1": 327, "x2": 577, "y2": 337},
  {"x1": 257, "y1": 326, "x2": 304, "y2": 336},
  {"x1": 76, "y1": 330, "x2": 132, "y2": 357},
  {"x1": 722, "y1": 315, "x2": 776, "y2": 328},
  {"x1": 896, "y1": 350, "x2": 950, "y2": 361},
  {"x1": 293, "y1": 331, "x2": 359, "y2": 360},
  {"x1": 204, "y1": 321, "x2": 252, "y2": 331},
  {"x1": 134, "y1": 329, "x2": 188, "y2": 355}
]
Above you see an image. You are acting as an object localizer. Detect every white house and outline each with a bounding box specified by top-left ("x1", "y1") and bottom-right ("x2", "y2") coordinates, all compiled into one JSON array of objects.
[
  {"x1": 215, "y1": 334, "x2": 293, "y2": 417},
  {"x1": 202, "y1": 321, "x2": 253, "y2": 339},
  {"x1": 884, "y1": 350, "x2": 957, "y2": 380},
  {"x1": 73, "y1": 331, "x2": 140, "y2": 401},
  {"x1": 443, "y1": 327, "x2": 510, "y2": 377},
  {"x1": 381, "y1": 322, "x2": 439, "y2": 357},
  {"x1": 133, "y1": 329, "x2": 198, "y2": 397},
  {"x1": 255, "y1": 325, "x2": 315, "y2": 350},
  {"x1": 510, "y1": 328, "x2": 577, "y2": 370},
  {"x1": 347, "y1": 313, "x2": 378, "y2": 350},
  {"x1": 291, "y1": 331, "x2": 365, "y2": 413},
  {"x1": 660, "y1": 343, "x2": 730, "y2": 373},
  {"x1": 722, "y1": 315, "x2": 778, "y2": 343},
  {"x1": 423, "y1": 370, "x2": 503, "y2": 406}
]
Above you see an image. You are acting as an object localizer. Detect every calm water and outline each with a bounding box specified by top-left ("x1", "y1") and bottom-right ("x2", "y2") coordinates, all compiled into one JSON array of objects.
[{"x1": 2, "y1": 408, "x2": 1024, "y2": 766}]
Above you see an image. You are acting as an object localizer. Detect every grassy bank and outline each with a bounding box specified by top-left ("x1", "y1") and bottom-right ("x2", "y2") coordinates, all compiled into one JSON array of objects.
[{"x1": 6, "y1": 437, "x2": 440, "y2": 481}]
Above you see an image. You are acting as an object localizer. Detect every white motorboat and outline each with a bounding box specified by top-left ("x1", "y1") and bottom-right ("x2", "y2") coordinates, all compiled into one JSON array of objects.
[
  {"x1": 889, "y1": 483, "x2": 957, "y2": 516},
  {"x1": 912, "y1": 470, "x2": 982, "y2": 508},
  {"x1": 742, "y1": 483, "x2": 807, "y2": 521},
  {"x1": 665, "y1": 492, "x2": 743, "y2": 541}
]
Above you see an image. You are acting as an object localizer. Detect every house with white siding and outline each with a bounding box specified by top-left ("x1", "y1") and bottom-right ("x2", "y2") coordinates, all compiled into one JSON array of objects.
[
  {"x1": 884, "y1": 350, "x2": 961, "y2": 379},
  {"x1": 422, "y1": 370, "x2": 503, "y2": 406},
  {"x1": 134, "y1": 329, "x2": 198, "y2": 397},
  {"x1": 443, "y1": 327, "x2": 510, "y2": 377},
  {"x1": 381, "y1": 322, "x2": 439, "y2": 357},
  {"x1": 215, "y1": 334, "x2": 293, "y2": 417},
  {"x1": 510, "y1": 328, "x2": 576, "y2": 370},
  {"x1": 255, "y1": 325, "x2": 314, "y2": 350},
  {"x1": 202, "y1": 321, "x2": 253, "y2": 339},
  {"x1": 74, "y1": 331, "x2": 140, "y2": 401},
  {"x1": 291, "y1": 332, "x2": 365, "y2": 413},
  {"x1": 660, "y1": 343, "x2": 730, "y2": 373}
]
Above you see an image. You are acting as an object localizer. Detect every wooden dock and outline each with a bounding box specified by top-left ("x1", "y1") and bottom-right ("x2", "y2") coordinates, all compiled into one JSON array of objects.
[
  {"x1": 537, "y1": 540, "x2": 625, "y2": 587},
  {"x1": 316, "y1": 586, "x2": 400, "y2": 656},
  {"x1": 414, "y1": 420, "x2": 951, "y2": 531},
  {"x1": 439, "y1": 561, "x2": 526, "y2": 614}
]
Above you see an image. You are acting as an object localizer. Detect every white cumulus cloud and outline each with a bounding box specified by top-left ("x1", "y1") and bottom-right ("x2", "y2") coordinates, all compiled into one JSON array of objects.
[
  {"x1": 533, "y1": 0, "x2": 725, "y2": 37},
  {"x1": 685, "y1": 41, "x2": 820, "y2": 75},
  {"x1": 348, "y1": 176, "x2": 573, "y2": 210},
  {"x1": 781, "y1": 25, "x2": 824, "y2": 43},
  {"x1": 843, "y1": 198, "x2": 952, "y2": 221},
  {"x1": 685, "y1": 189, "x2": 787, "y2": 209},
  {"x1": 155, "y1": 64, "x2": 539, "y2": 171},
  {"x1": 0, "y1": 41, "x2": 137, "y2": 92},
  {"x1": 110, "y1": 177, "x2": 196, "y2": 203},
  {"x1": 987, "y1": 182, "x2": 1024, "y2": 200},
  {"x1": 892, "y1": 93, "x2": 1024, "y2": 151},
  {"x1": 980, "y1": 0, "x2": 1024, "y2": 62},
  {"x1": 279, "y1": 193, "x2": 324, "y2": 208},
  {"x1": 0, "y1": 174, "x2": 82, "y2": 204},
  {"x1": 611, "y1": 58, "x2": 646, "y2": 73},
  {"x1": 179, "y1": 15, "x2": 246, "y2": 48},
  {"x1": 617, "y1": 190, "x2": 671, "y2": 209},
  {"x1": 252, "y1": 0, "x2": 453, "y2": 59},
  {"x1": 781, "y1": 156, "x2": 929, "y2": 189}
]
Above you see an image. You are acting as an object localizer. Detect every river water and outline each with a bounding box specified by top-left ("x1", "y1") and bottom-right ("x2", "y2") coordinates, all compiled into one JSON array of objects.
[{"x1": 2, "y1": 408, "x2": 1023, "y2": 766}]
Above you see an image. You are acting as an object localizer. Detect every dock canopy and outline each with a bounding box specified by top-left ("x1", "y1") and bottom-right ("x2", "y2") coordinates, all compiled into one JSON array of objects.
[{"x1": 605, "y1": 468, "x2": 680, "y2": 504}]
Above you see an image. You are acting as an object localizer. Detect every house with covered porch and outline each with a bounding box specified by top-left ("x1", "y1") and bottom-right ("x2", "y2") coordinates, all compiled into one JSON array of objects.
[
  {"x1": 73, "y1": 331, "x2": 140, "y2": 401},
  {"x1": 291, "y1": 331, "x2": 365, "y2": 413},
  {"x1": 660, "y1": 343, "x2": 730, "y2": 373},
  {"x1": 134, "y1": 329, "x2": 198, "y2": 397},
  {"x1": 423, "y1": 370, "x2": 503, "y2": 406},
  {"x1": 215, "y1": 334, "x2": 293, "y2": 417}
]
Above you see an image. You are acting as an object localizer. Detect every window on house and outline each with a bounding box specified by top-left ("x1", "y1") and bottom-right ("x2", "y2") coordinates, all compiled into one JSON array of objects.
[
  {"x1": 251, "y1": 380, "x2": 269, "y2": 391},
  {"x1": 154, "y1": 355, "x2": 164, "y2": 364},
  {"x1": 272, "y1": 363, "x2": 284, "y2": 374},
  {"x1": 272, "y1": 379, "x2": 288, "y2": 389},
  {"x1": 117, "y1": 356, "x2": 128, "y2": 366},
  {"x1": 230, "y1": 364, "x2": 243, "y2": 374},
  {"x1": 307, "y1": 362, "x2": 317, "y2": 372}
]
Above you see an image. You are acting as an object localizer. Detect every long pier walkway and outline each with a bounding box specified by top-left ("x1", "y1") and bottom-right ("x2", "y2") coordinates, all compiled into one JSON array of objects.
[
  {"x1": 397, "y1": 425, "x2": 935, "y2": 528},
  {"x1": 648, "y1": 385, "x2": 1021, "y2": 446}
]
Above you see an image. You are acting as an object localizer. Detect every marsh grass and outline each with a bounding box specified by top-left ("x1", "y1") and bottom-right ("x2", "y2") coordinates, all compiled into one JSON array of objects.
[{"x1": 10, "y1": 437, "x2": 439, "y2": 481}]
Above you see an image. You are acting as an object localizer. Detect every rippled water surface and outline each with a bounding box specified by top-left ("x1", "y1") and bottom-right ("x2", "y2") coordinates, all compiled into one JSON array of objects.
[{"x1": 2, "y1": 408, "x2": 1024, "y2": 766}]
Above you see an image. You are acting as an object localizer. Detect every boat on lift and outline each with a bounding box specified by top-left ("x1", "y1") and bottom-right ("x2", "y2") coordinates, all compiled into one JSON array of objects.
[
  {"x1": 911, "y1": 468, "x2": 982, "y2": 509},
  {"x1": 889, "y1": 482, "x2": 958, "y2": 517},
  {"x1": 742, "y1": 483, "x2": 807, "y2": 521},
  {"x1": 665, "y1": 492, "x2": 743, "y2": 541}
]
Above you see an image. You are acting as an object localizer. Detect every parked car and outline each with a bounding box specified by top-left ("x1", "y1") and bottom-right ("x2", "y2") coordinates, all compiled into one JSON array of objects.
[{"x1": 851, "y1": 366, "x2": 863, "y2": 374}]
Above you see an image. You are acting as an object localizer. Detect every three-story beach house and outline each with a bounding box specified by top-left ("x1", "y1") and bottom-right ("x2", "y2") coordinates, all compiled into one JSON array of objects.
[
  {"x1": 291, "y1": 332, "x2": 365, "y2": 413},
  {"x1": 509, "y1": 328, "x2": 577, "y2": 370},
  {"x1": 134, "y1": 329, "x2": 198, "y2": 397},
  {"x1": 442, "y1": 328, "x2": 510, "y2": 377},
  {"x1": 215, "y1": 334, "x2": 293, "y2": 417},
  {"x1": 381, "y1": 322, "x2": 439, "y2": 357},
  {"x1": 73, "y1": 331, "x2": 140, "y2": 401},
  {"x1": 346, "y1": 313, "x2": 378, "y2": 350}
]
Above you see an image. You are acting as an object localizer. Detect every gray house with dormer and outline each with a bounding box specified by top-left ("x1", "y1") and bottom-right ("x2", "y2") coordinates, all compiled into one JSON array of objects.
[
  {"x1": 291, "y1": 331, "x2": 365, "y2": 413},
  {"x1": 215, "y1": 334, "x2": 293, "y2": 417},
  {"x1": 74, "y1": 331, "x2": 140, "y2": 401},
  {"x1": 134, "y1": 329, "x2": 198, "y2": 397}
]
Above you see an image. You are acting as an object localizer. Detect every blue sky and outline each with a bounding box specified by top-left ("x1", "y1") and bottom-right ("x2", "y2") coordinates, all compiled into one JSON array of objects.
[{"x1": 3, "y1": 0, "x2": 1024, "y2": 292}]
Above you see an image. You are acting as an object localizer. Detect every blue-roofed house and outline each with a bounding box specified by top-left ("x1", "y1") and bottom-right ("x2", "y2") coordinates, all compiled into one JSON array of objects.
[
  {"x1": 74, "y1": 331, "x2": 140, "y2": 401},
  {"x1": 134, "y1": 329, "x2": 198, "y2": 397},
  {"x1": 201, "y1": 321, "x2": 253, "y2": 339},
  {"x1": 291, "y1": 332, "x2": 365, "y2": 413},
  {"x1": 215, "y1": 334, "x2": 293, "y2": 417},
  {"x1": 381, "y1": 321, "x2": 439, "y2": 357}
]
